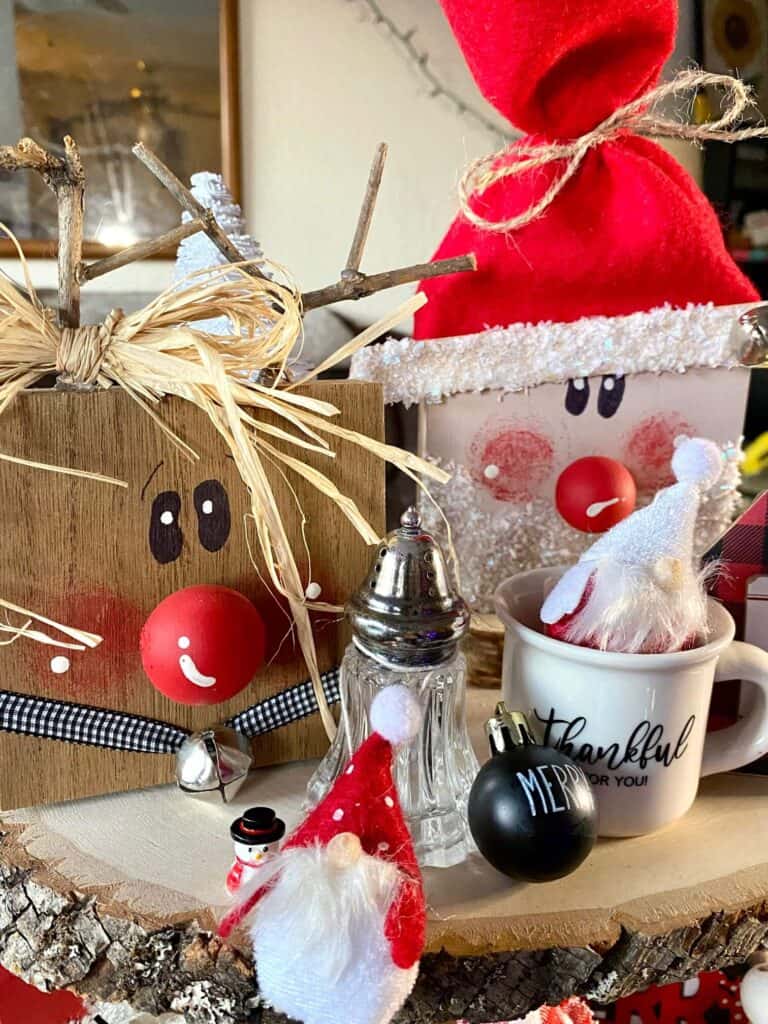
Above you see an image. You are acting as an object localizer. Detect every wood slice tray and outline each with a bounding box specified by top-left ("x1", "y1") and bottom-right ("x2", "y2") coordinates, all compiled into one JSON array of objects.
[{"x1": 2, "y1": 689, "x2": 768, "y2": 1023}]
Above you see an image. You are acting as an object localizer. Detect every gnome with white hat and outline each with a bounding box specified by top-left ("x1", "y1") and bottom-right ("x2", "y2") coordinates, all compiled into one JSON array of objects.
[
  {"x1": 540, "y1": 437, "x2": 725, "y2": 654},
  {"x1": 218, "y1": 685, "x2": 425, "y2": 1024}
]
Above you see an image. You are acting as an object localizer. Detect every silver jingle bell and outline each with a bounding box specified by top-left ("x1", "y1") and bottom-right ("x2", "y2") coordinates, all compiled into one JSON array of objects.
[
  {"x1": 176, "y1": 725, "x2": 252, "y2": 803},
  {"x1": 735, "y1": 304, "x2": 768, "y2": 367}
]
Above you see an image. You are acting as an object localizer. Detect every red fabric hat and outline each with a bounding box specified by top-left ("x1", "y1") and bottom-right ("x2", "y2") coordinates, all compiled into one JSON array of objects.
[
  {"x1": 219, "y1": 686, "x2": 425, "y2": 969},
  {"x1": 284, "y1": 686, "x2": 425, "y2": 969},
  {"x1": 413, "y1": 0, "x2": 758, "y2": 341}
]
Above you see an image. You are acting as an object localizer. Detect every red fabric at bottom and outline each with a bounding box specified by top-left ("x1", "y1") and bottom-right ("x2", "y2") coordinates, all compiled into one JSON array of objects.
[
  {"x1": 0, "y1": 966, "x2": 85, "y2": 1024},
  {"x1": 610, "y1": 969, "x2": 743, "y2": 1022}
]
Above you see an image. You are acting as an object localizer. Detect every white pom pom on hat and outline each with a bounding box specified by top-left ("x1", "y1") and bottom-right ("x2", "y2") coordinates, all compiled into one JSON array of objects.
[
  {"x1": 370, "y1": 685, "x2": 422, "y2": 746},
  {"x1": 671, "y1": 436, "x2": 723, "y2": 489}
]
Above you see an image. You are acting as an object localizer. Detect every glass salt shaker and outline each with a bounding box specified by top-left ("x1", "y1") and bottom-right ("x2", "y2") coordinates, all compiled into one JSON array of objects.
[{"x1": 306, "y1": 507, "x2": 479, "y2": 867}]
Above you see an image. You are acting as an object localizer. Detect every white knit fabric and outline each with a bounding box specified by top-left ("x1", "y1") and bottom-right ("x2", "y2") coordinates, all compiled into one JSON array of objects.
[{"x1": 540, "y1": 438, "x2": 722, "y2": 651}]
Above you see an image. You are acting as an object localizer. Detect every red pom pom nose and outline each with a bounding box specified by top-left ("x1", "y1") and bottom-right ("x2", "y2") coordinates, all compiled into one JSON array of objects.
[
  {"x1": 140, "y1": 585, "x2": 266, "y2": 706},
  {"x1": 555, "y1": 456, "x2": 636, "y2": 534}
]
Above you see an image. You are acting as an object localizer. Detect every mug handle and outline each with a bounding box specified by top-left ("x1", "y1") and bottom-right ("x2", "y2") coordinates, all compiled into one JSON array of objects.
[{"x1": 701, "y1": 641, "x2": 768, "y2": 777}]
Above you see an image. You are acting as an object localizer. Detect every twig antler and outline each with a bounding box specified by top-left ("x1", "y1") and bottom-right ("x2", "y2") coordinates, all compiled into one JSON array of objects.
[
  {"x1": 126, "y1": 140, "x2": 475, "y2": 313},
  {"x1": 0, "y1": 137, "x2": 474, "y2": 325},
  {"x1": 77, "y1": 142, "x2": 271, "y2": 285},
  {"x1": 345, "y1": 142, "x2": 389, "y2": 277},
  {"x1": 302, "y1": 143, "x2": 476, "y2": 310},
  {"x1": 0, "y1": 136, "x2": 84, "y2": 328}
]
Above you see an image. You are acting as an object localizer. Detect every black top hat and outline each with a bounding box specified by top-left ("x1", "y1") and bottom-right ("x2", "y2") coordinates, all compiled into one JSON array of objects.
[{"x1": 230, "y1": 806, "x2": 286, "y2": 846}]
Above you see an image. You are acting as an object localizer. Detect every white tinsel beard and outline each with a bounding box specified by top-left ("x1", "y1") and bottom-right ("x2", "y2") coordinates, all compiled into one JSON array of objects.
[
  {"x1": 562, "y1": 558, "x2": 713, "y2": 653},
  {"x1": 251, "y1": 844, "x2": 400, "y2": 982}
]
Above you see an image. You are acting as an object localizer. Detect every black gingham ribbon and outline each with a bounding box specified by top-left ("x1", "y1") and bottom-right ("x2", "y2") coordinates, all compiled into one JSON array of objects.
[{"x1": 0, "y1": 667, "x2": 340, "y2": 755}]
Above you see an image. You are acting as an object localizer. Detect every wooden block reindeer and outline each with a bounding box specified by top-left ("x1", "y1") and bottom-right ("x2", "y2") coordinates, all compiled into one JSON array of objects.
[{"x1": 0, "y1": 136, "x2": 474, "y2": 809}]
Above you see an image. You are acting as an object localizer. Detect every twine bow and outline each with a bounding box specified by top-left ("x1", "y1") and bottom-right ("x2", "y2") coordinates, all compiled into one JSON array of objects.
[
  {"x1": 459, "y1": 68, "x2": 768, "y2": 234},
  {"x1": 57, "y1": 308, "x2": 124, "y2": 386},
  {"x1": 0, "y1": 227, "x2": 450, "y2": 741}
]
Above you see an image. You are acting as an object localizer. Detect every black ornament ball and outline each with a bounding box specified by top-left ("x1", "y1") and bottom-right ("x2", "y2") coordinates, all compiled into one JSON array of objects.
[{"x1": 468, "y1": 706, "x2": 597, "y2": 882}]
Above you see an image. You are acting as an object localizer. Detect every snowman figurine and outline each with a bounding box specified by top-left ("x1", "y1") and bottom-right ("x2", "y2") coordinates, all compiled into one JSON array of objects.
[{"x1": 226, "y1": 806, "x2": 285, "y2": 896}]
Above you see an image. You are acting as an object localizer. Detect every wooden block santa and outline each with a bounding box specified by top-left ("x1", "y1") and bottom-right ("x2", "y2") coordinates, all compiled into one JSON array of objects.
[
  {"x1": 218, "y1": 686, "x2": 426, "y2": 1024},
  {"x1": 351, "y1": 0, "x2": 761, "y2": 613}
]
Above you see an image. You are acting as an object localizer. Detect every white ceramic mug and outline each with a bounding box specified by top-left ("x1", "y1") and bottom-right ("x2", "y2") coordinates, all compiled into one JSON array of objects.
[{"x1": 495, "y1": 567, "x2": 768, "y2": 837}]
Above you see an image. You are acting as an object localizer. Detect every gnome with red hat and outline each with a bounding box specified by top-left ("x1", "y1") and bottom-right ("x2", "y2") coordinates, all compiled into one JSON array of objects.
[
  {"x1": 218, "y1": 685, "x2": 425, "y2": 1024},
  {"x1": 351, "y1": 0, "x2": 759, "y2": 614}
]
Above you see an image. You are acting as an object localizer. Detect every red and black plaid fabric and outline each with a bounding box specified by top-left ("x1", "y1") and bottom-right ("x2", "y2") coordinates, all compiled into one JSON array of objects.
[
  {"x1": 703, "y1": 491, "x2": 768, "y2": 634},
  {"x1": 701, "y1": 492, "x2": 768, "y2": 725}
]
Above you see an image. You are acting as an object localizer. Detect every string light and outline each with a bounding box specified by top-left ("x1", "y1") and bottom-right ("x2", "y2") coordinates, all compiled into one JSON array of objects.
[{"x1": 348, "y1": 0, "x2": 513, "y2": 144}]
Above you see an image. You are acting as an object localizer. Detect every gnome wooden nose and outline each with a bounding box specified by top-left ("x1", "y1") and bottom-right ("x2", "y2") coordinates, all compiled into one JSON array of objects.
[
  {"x1": 652, "y1": 556, "x2": 684, "y2": 592},
  {"x1": 327, "y1": 832, "x2": 363, "y2": 869},
  {"x1": 555, "y1": 455, "x2": 637, "y2": 533},
  {"x1": 140, "y1": 584, "x2": 266, "y2": 705}
]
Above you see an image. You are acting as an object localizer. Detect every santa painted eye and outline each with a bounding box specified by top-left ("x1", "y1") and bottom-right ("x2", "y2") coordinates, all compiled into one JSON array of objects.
[
  {"x1": 149, "y1": 491, "x2": 183, "y2": 564},
  {"x1": 194, "y1": 479, "x2": 231, "y2": 552},
  {"x1": 565, "y1": 378, "x2": 590, "y2": 415},
  {"x1": 597, "y1": 374, "x2": 625, "y2": 419}
]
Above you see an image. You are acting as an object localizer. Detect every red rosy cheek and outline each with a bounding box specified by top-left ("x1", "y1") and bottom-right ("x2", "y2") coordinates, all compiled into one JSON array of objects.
[
  {"x1": 624, "y1": 413, "x2": 695, "y2": 491},
  {"x1": 31, "y1": 588, "x2": 144, "y2": 701},
  {"x1": 470, "y1": 422, "x2": 554, "y2": 502}
]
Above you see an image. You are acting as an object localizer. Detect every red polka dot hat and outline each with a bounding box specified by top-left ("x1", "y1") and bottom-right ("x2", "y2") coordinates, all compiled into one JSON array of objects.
[
  {"x1": 284, "y1": 685, "x2": 425, "y2": 969},
  {"x1": 219, "y1": 686, "x2": 426, "y2": 970}
]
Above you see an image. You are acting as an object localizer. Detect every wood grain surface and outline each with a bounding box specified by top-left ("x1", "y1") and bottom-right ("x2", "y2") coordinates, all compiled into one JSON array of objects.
[
  {"x1": 2, "y1": 691, "x2": 768, "y2": 1021},
  {"x1": 0, "y1": 383, "x2": 384, "y2": 809}
]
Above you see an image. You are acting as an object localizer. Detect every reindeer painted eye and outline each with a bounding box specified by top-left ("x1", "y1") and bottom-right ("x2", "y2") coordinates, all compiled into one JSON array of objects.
[
  {"x1": 194, "y1": 480, "x2": 231, "y2": 552},
  {"x1": 597, "y1": 374, "x2": 625, "y2": 418},
  {"x1": 565, "y1": 378, "x2": 590, "y2": 415},
  {"x1": 149, "y1": 491, "x2": 183, "y2": 564}
]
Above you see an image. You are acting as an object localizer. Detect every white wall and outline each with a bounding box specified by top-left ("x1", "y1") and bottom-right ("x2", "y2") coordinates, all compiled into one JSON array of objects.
[
  {"x1": 0, "y1": 0, "x2": 30, "y2": 231},
  {"x1": 664, "y1": 0, "x2": 702, "y2": 181},
  {"x1": 240, "y1": 0, "x2": 511, "y2": 327}
]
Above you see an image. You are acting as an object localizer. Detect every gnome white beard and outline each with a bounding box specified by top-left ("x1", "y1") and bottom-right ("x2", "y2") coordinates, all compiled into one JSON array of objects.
[
  {"x1": 561, "y1": 557, "x2": 711, "y2": 653},
  {"x1": 250, "y1": 844, "x2": 418, "y2": 1024}
]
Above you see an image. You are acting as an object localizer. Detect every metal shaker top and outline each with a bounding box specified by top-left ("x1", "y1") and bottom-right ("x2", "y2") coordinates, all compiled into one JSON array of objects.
[{"x1": 346, "y1": 506, "x2": 470, "y2": 668}]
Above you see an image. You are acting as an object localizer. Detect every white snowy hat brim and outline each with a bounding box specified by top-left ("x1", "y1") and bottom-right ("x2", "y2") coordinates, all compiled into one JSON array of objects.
[{"x1": 349, "y1": 302, "x2": 752, "y2": 406}]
